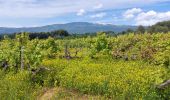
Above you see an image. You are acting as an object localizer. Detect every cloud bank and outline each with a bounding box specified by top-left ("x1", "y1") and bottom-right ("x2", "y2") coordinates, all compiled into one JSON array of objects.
[
  {"x1": 0, "y1": 0, "x2": 168, "y2": 18},
  {"x1": 123, "y1": 8, "x2": 170, "y2": 26}
]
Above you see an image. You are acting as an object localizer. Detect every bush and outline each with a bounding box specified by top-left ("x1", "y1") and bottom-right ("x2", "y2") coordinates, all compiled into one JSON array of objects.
[
  {"x1": 89, "y1": 32, "x2": 112, "y2": 58},
  {"x1": 44, "y1": 59, "x2": 167, "y2": 99},
  {"x1": 0, "y1": 71, "x2": 40, "y2": 100}
]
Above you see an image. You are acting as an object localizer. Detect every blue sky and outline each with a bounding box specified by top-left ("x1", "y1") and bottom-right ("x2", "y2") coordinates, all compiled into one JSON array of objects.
[{"x1": 0, "y1": 0, "x2": 170, "y2": 27}]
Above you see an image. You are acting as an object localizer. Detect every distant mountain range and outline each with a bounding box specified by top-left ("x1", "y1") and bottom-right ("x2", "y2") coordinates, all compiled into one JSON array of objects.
[{"x1": 0, "y1": 22, "x2": 137, "y2": 34}]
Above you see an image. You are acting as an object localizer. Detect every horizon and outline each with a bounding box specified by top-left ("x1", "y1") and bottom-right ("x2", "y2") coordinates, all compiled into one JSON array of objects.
[
  {"x1": 0, "y1": 0, "x2": 170, "y2": 27},
  {"x1": 0, "y1": 22, "x2": 139, "y2": 28}
]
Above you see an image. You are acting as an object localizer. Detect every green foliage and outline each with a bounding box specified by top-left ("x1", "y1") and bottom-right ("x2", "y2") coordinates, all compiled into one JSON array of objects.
[
  {"x1": 89, "y1": 32, "x2": 112, "y2": 58},
  {"x1": 0, "y1": 36, "x2": 20, "y2": 70},
  {"x1": 136, "y1": 25, "x2": 145, "y2": 34},
  {"x1": 0, "y1": 33, "x2": 60, "y2": 69},
  {"x1": 52, "y1": 29, "x2": 69, "y2": 37},
  {"x1": 111, "y1": 33, "x2": 170, "y2": 66},
  {"x1": 0, "y1": 71, "x2": 40, "y2": 100},
  {"x1": 0, "y1": 32, "x2": 170, "y2": 99},
  {"x1": 126, "y1": 28, "x2": 134, "y2": 33},
  {"x1": 148, "y1": 20, "x2": 170, "y2": 33},
  {"x1": 43, "y1": 59, "x2": 166, "y2": 99}
]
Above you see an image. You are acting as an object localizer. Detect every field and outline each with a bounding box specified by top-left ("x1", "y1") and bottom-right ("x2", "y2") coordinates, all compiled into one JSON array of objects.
[{"x1": 0, "y1": 32, "x2": 170, "y2": 99}]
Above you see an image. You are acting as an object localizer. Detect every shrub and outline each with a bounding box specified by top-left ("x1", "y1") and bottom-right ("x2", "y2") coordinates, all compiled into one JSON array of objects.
[{"x1": 0, "y1": 71, "x2": 40, "y2": 100}]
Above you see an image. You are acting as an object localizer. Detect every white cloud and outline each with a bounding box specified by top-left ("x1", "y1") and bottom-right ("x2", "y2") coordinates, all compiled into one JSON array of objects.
[
  {"x1": 90, "y1": 12, "x2": 106, "y2": 18},
  {"x1": 0, "y1": 0, "x2": 168, "y2": 18},
  {"x1": 93, "y1": 3, "x2": 103, "y2": 9},
  {"x1": 123, "y1": 8, "x2": 142, "y2": 19},
  {"x1": 95, "y1": 22, "x2": 113, "y2": 25},
  {"x1": 135, "y1": 11, "x2": 170, "y2": 25},
  {"x1": 77, "y1": 9, "x2": 85, "y2": 16},
  {"x1": 123, "y1": 7, "x2": 170, "y2": 26},
  {"x1": 0, "y1": 0, "x2": 170, "y2": 27}
]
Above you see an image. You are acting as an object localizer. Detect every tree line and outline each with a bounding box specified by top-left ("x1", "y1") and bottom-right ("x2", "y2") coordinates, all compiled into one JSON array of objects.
[
  {"x1": 0, "y1": 20, "x2": 169, "y2": 40},
  {"x1": 0, "y1": 29, "x2": 70, "y2": 40},
  {"x1": 120, "y1": 20, "x2": 170, "y2": 34}
]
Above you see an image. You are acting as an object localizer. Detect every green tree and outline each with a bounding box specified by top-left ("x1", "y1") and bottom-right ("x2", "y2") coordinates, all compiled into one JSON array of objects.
[
  {"x1": 147, "y1": 20, "x2": 170, "y2": 33},
  {"x1": 155, "y1": 26, "x2": 169, "y2": 33},
  {"x1": 126, "y1": 28, "x2": 134, "y2": 33},
  {"x1": 52, "y1": 29, "x2": 69, "y2": 37},
  {"x1": 89, "y1": 32, "x2": 111, "y2": 58},
  {"x1": 136, "y1": 25, "x2": 145, "y2": 34}
]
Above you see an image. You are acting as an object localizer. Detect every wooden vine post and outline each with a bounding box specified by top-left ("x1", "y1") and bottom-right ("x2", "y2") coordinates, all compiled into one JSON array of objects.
[
  {"x1": 19, "y1": 32, "x2": 28, "y2": 70},
  {"x1": 64, "y1": 44, "x2": 71, "y2": 59},
  {"x1": 19, "y1": 33, "x2": 24, "y2": 70}
]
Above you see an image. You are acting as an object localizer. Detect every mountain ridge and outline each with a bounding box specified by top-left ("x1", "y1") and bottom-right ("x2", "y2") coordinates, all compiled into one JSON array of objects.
[{"x1": 0, "y1": 22, "x2": 137, "y2": 34}]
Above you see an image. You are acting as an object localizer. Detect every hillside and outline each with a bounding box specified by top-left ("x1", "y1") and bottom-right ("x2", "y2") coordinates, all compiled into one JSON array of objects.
[
  {"x1": 148, "y1": 20, "x2": 170, "y2": 33},
  {"x1": 0, "y1": 22, "x2": 137, "y2": 34}
]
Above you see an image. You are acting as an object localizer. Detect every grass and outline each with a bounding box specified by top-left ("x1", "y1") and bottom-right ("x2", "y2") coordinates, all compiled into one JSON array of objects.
[
  {"x1": 42, "y1": 58, "x2": 167, "y2": 99},
  {"x1": 0, "y1": 33, "x2": 170, "y2": 99}
]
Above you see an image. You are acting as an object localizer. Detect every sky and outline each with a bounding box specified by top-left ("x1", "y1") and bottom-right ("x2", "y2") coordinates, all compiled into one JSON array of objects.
[{"x1": 0, "y1": 0, "x2": 170, "y2": 27}]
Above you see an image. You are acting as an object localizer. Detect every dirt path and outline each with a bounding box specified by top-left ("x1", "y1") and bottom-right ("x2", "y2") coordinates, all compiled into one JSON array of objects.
[
  {"x1": 38, "y1": 88, "x2": 59, "y2": 100},
  {"x1": 38, "y1": 87, "x2": 106, "y2": 100}
]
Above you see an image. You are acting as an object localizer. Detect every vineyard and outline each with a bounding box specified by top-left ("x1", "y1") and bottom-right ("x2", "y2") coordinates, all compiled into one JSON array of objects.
[{"x1": 0, "y1": 32, "x2": 170, "y2": 99}]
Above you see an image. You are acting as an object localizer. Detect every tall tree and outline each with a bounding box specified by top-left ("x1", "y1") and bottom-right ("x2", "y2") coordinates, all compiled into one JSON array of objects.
[
  {"x1": 52, "y1": 29, "x2": 69, "y2": 37},
  {"x1": 126, "y1": 28, "x2": 134, "y2": 33},
  {"x1": 136, "y1": 25, "x2": 145, "y2": 34}
]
